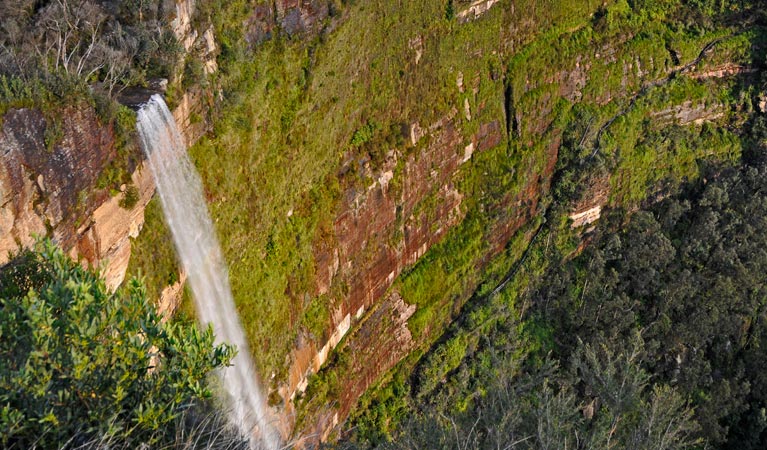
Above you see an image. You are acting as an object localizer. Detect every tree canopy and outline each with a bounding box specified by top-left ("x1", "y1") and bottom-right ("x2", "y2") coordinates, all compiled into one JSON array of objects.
[{"x1": 345, "y1": 152, "x2": 767, "y2": 449}]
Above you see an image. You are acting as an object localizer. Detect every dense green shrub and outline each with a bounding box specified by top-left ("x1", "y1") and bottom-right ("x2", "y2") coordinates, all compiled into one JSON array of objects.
[
  {"x1": 0, "y1": 240, "x2": 235, "y2": 449},
  {"x1": 119, "y1": 184, "x2": 140, "y2": 209},
  {"x1": 350, "y1": 121, "x2": 381, "y2": 147}
]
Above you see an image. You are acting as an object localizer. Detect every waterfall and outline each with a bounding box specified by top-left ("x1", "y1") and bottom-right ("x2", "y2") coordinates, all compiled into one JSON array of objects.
[{"x1": 136, "y1": 94, "x2": 280, "y2": 450}]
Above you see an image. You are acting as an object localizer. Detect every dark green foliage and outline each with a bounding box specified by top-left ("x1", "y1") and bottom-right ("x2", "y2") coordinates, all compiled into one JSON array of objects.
[
  {"x1": 343, "y1": 333, "x2": 700, "y2": 449},
  {"x1": 350, "y1": 120, "x2": 381, "y2": 147},
  {"x1": 0, "y1": 240, "x2": 235, "y2": 448},
  {"x1": 445, "y1": 0, "x2": 455, "y2": 21},
  {"x1": 532, "y1": 157, "x2": 767, "y2": 446},
  {"x1": 346, "y1": 136, "x2": 767, "y2": 449},
  {"x1": 119, "y1": 184, "x2": 140, "y2": 209}
]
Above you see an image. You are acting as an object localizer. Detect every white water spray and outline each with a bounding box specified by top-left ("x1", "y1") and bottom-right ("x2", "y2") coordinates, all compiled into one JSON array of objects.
[{"x1": 136, "y1": 94, "x2": 280, "y2": 450}]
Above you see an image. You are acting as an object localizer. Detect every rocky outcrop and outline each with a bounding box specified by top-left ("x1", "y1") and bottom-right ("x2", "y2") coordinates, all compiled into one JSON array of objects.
[
  {"x1": 78, "y1": 165, "x2": 155, "y2": 290},
  {"x1": 0, "y1": 92, "x2": 210, "y2": 291},
  {"x1": 0, "y1": 38, "x2": 216, "y2": 291},
  {"x1": 569, "y1": 174, "x2": 611, "y2": 229},
  {"x1": 570, "y1": 205, "x2": 601, "y2": 228},
  {"x1": 158, "y1": 270, "x2": 188, "y2": 320},
  {"x1": 169, "y1": 0, "x2": 218, "y2": 147},
  {"x1": 171, "y1": 0, "x2": 198, "y2": 52},
  {"x1": 457, "y1": 0, "x2": 502, "y2": 23},
  {"x1": 690, "y1": 64, "x2": 757, "y2": 80},
  {"x1": 0, "y1": 107, "x2": 111, "y2": 257},
  {"x1": 281, "y1": 109, "x2": 504, "y2": 406},
  {"x1": 246, "y1": 0, "x2": 330, "y2": 44},
  {"x1": 0, "y1": 106, "x2": 152, "y2": 289},
  {"x1": 651, "y1": 100, "x2": 726, "y2": 126},
  {"x1": 276, "y1": 0, "x2": 330, "y2": 35},
  {"x1": 281, "y1": 113, "x2": 469, "y2": 405},
  {"x1": 173, "y1": 87, "x2": 212, "y2": 148},
  {"x1": 298, "y1": 293, "x2": 416, "y2": 445}
]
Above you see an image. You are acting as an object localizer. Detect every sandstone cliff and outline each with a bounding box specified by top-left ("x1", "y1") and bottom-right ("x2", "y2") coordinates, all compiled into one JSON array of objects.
[
  {"x1": 0, "y1": 0, "x2": 215, "y2": 293},
  {"x1": 0, "y1": 106, "x2": 149, "y2": 290},
  {"x1": 2, "y1": 0, "x2": 761, "y2": 446}
]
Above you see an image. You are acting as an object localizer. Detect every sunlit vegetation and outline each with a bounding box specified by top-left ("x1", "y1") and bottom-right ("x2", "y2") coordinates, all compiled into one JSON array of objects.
[
  {"x1": 0, "y1": 240, "x2": 238, "y2": 448},
  {"x1": 122, "y1": 0, "x2": 767, "y2": 438},
  {"x1": 343, "y1": 117, "x2": 767, "y2": 450},
  {"x1": 340, "y1": 2, "x2": 767, "y2": 448},
  {"x1": 0, "y1": 0, "x2": 758, "y2": 446}
]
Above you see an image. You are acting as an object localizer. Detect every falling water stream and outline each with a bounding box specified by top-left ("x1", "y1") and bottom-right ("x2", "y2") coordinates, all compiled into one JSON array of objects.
[{"x1": 136, "y1": 94, "x2": 280, "y2": 450}]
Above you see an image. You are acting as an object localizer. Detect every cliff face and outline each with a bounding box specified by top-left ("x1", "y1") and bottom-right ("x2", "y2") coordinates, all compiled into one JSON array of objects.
[
  {"x1": 130, "y1": 0, "x2": 760, "y2": 443},
  {"x1": 0, "y1": 106, "x2": 149, "y2": 289},
  {"x1": 246, "y1": 0, "x2": 330, "y2": 44},
  {"x1": 290, "y1": 116, "x2": 556, "y2": 438},
  {"x1": 0, "y1": 0, "x2": 214, "y2": 292},
  {"x1": 2, "y1": 0, "x2": 761, "y2": 446},
  {"x1": 280, "y1": 1, "x2": 758, "y2": 442},
  {"x1": 284, "y1": 112, "x2": 505, "y2": 402},
  {"x1": 0, "y1": 103, "x2": 207, "y2": 294}
]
